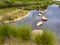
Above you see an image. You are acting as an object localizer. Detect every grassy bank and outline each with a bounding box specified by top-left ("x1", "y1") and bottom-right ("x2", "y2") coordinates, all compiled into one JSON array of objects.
[
  {"x1": 0, "y1": 8, "x2": 28, "y2": 23},
  {"x1": 0, "y1": 0, "x2": 59, "y2": 10},
  {"x1": 0, "y1": 0, "x2": 53, "y2": 10},
  {"x1": 0, "y1": 24, "x2": 57, "y2": 45},
  {"x1": 0, "y1": 0, "x2": 53, "y2": 7},
  {"x1": 0, "y1": 3, "x2": 50, "y2": 23}
]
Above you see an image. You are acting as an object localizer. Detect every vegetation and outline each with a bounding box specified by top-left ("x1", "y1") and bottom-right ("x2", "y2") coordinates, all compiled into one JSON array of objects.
[
  {"x1": 0, "y1": 24, "x2": 31, "y2": 44},
  {"x1": 53, "y1": 1, "x2": 60, "y2": 5},
  {"x1": 0, "y1": 8, "x2": 28, "y2": 23},
  {"x1": 17, "y1": 24, "x2": 31, "y2": 40},
  {"x1": 0, "y1": 24, "x2": 56, "y2": 45},
  {"x1": 0, "y1": 0, "x2": 53, "y2": 8},
  {"x1": 0, "y1": 0, "x2": 60, "y2": 23},
  {"x1": 0, "y1": 0, "x2": 53, "y2": 23},
  {"x1": 0, "y1": 0, "x2": 60, "y2": 10},
  {"x1": 0, "y1": 0, "x2": 59, "y2": 44},
  {"x1": 33, "y1": 28, "x2": 55, "y2": 45},
  {"x1": 0, "y1": 7, "x2": 17, "y2": 15}
]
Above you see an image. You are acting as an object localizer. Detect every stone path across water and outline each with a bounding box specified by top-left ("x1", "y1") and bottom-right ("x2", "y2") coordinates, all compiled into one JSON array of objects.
[{"x1": 12, "y1": 4, "x2": 60, "y2": 40}]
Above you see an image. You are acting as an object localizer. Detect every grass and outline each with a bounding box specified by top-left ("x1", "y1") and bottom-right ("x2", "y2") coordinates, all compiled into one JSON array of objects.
[
  {"x1": 17, "y1": 24, "x2": 31, "y2": 40},
  {"x1": 0, "y1": 7, "x2": 17, "y2": 15},
  {"x1": 0, "y1": 24, "x2": 31, "y2": 44},
  {"x1": 0, "y1": 24, "x2": 56, "y2": 45},
  {"x1": 33, "y1": 28, "x2": 55, "y2": 45},
  {"x1": 0, "y1": 24, "x2": 18, "y2": 38},
  {"x1": 0, "y1": 8, "x2": 28, "y2": 22}
]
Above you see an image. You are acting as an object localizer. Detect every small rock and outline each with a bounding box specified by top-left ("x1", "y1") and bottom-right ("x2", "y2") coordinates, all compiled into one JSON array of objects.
[
  {"x1": 40, "y1": 11, "x2": 45, "y2": 14},
  {"x1": 41, "y1": 16, "x2": 47, "y2": 21},
  {"x1": 38, "y1": 13, "x2": 43, "y2": 16},
  {"x1": 36, "y1": 21, "x2": 43, "y2": 26},
  {"x1": 44, "y1": 10, "x2": 47, "y2": 13},
  {"x1": 40, "y1": 10, "x2": 47, "y2": 14}
]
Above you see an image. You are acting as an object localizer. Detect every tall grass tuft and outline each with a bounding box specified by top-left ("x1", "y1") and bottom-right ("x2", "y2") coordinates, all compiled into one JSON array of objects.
[
  {"x1": 0, "y1": 24, "x2": 5, "y2": 43},
  {"x1": 17, "y1": 24, "x2": 31, "y2": 41},
  {"x1": 34, "y1": 34, "x2": 41, "y2": 45},
  {"x1": 34, "y1": 28, "x2": 55, "y2": 45},
  {"x1": 1, "y1": 24, "x2": 11, "y2": 38},
  {"x1": 0, "y1": 24, "x2": 19, "y2": 44},
  {"x1": 0, "y1": 24, "x2": 32, "y2": 43},
  {"x1": 40, "y1": 30, "x2": 55, "y2": 45},
  {"x1": 0, "y1": 24, "x2": 18, "y2": 38}
]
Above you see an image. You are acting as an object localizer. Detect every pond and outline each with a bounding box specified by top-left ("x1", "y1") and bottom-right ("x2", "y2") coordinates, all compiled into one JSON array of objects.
[{"x1": 12, "y1": 4, "x2": 60, "y2": 39}]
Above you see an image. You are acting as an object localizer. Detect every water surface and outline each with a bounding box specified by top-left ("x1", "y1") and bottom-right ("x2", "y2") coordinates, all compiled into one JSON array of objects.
[{"x1": 12, "y1": 4, "x2": 60, "y2": 38}]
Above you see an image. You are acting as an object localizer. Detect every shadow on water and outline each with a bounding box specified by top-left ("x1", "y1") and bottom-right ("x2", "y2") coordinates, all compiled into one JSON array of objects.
[{"x1": 12, "y1": 4, "x2": 60, "y2": 39}]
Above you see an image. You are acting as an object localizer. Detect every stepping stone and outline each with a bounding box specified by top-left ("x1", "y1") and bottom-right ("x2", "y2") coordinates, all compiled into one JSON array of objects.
[
  {"x1": 40, "y1": 10, "x2": 47, "y2": 14},
  {"x1": 32, "y1": 30, "x2": 43, "y2": 35},
  {"x1": 32, "y1": 30, "x2": 43, "y2": 39},
  {"x1": 36, "y1": 21, "x2": 43, "y2": 27},
  {"x1": 41, "y1": 11, "x2": 45, "y2": 14},
  {"x1": 41, "y1": 16, "x2": 47, "y2": 21},
  {"x1": 38, "y1": 13, "x2": 43, "y2": 16},
  {"x1": 44, "y1": 10, "x2": 47, "y2": 13}
]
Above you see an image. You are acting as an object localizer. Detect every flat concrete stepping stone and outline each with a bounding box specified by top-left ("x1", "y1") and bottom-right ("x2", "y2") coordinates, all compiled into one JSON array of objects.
[
  {"x1": 38, "y1": 13, "x2": 43, "y2": 16},
  {"x1": 44, "y1": 10, "x2": 47, "y2": 13},
  {"x1": 40, "y1": 11, "x2": 45, "y2": 14},
  {"x1": 41, "y1": 16, "x2": 47, "y2": 21},
  {"x1": 40, "y1": 10, "x2": 47, "y2": 14},
  {"x1": 36, "y1": 21, "x2": 43, "y2": 26}
]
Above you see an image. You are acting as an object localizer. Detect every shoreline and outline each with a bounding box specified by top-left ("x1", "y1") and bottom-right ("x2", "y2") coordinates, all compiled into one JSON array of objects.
[
  {"x1": 2, "y1": 11, "x2": 30, "y2": 23},
  {"x1": 12, "y1": 11, "x2": 30, "y2": 22}
]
